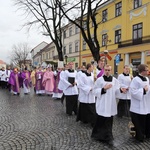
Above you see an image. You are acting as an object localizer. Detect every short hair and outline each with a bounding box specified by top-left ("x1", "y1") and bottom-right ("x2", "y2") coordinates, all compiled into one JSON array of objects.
[
  {"x1": 124, "y1": 65, "x2": 130, "y2": 68},
  {"x1": 86, "y1": 63, "x2": 92, "y2": 70},
  {"x1": 138, "y1": 64, "x2": 148, "y2": 73},
  {"x1": 99, "y1": 56, "x2": 105, "y2": 62},
  {"x1": 104, "y1": 64, "x2": 111, "y2": 68}
]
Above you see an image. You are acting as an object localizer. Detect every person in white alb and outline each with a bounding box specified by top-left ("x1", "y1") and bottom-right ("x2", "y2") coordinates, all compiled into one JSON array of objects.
[
  {"x1": 62, "y1": 62, "x2": 78, "y2": 116},
  {"x1": 5, "y1": 66, "x2": 12, "y2": 90},
  {"x1": 117, "y1": 65, "x2": 132, "y2": 118},
  {"x1": 0, "y1": 67, "x2": 7, "y2": 89},
  {"x1": 129, "y1": 64, "x2": 150, "y2": 142},
  {"x1": 58, "y1": 64, "x2": 68, "y2": 104},
  {"x1": 76, "y1": 63, "x2": 96, "y2": 126},
  {"x1": 91, "y1": 64, "x2": 121, "y2": 146}
]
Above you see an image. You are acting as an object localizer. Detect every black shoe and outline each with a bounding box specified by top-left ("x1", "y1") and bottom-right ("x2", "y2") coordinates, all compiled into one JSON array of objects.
[
  {"x1": 83, "y1": 121, "x2": 88, "y2": 124},
  {"x1": 107, "y1": 140, "x2": 114, "y2": 146},
  {"x1": 67, "y1": 113, "x2": 72, "y2": 116}
]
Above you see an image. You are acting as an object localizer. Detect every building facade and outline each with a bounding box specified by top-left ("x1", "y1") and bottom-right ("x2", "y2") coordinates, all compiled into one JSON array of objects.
[
  {"x1": 80, "y1": 0, "x2": 150, "y2": 75},
  {"x1": 41, "y1": 42, "x2": 57, "y2": 69},
  {"x1": 62, "y1": 22, "x2": 80, "y2": 69},
  {"x1": 30, "y1": 41, "x2": 48, "y2": 67}
]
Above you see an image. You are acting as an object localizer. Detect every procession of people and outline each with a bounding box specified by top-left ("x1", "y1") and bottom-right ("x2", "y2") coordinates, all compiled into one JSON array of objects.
[{"x1": 1, "y1": 59, "x2": 150, "y2": 147}]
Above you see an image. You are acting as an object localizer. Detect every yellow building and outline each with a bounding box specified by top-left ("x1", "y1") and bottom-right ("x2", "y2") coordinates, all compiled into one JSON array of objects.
[{"x1": 80, "y1": 0, "x2": 150, "y2": 76}]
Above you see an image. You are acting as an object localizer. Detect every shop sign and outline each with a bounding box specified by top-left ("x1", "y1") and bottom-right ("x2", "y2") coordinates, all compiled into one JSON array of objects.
[
  {"x1": 67, "y1": 57, "x2": 76, "y2": 62},
  {"x1": 146, "y1": 51, "x2": 150, "y2": 56}
]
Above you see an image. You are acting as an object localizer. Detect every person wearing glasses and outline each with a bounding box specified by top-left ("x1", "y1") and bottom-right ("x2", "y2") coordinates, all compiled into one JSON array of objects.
[
  {"x1": 129, "y1": 64, "x2": 150, "y2": 142},
  {"x1": 91, "y1": 64, "x2": 121, "y2": 146}
]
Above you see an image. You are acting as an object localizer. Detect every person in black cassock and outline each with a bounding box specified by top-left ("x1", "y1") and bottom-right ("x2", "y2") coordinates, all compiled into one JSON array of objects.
[{"x1": 91, "y1": 64, "x2": 121, "y2": 146}]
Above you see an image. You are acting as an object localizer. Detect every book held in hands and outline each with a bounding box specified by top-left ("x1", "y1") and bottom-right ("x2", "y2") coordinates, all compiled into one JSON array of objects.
[{"x1": 68, "y1": 77, "x2": 75, "y2": 84}]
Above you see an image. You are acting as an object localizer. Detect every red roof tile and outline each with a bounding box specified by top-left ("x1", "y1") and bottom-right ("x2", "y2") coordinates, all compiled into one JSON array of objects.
[{"x1": 0, "y1": 60, "x2": 6, "y2": 64}]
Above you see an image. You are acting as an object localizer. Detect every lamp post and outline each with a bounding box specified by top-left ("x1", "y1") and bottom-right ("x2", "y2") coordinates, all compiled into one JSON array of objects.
[
  {"x1": 104, "y1": 50, "x2": 108, "y2": 65},
  {"x1": 65, "y1": 55, "x2": 68, "y2": 65}
]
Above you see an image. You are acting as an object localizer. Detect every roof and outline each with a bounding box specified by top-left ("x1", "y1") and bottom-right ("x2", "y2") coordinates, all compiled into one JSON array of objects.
[
  {"x1": 0, "y1": 60, "x2": 6, "y2": 64},
  {"x1": 30, "y1": 41, "x2": 48, "y2": 52}
]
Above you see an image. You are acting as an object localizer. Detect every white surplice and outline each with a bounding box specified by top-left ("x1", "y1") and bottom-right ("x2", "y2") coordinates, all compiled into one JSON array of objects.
[
  {"x1": 62, "y1": 70, "x2": 78, "y2": 96},
  {"x1": 78, "y1": 72, "x2": 95, "y2": 103},
  {"x1": 93, "y1": 76, "x2": 120, "y2": 117},
  {"x1": 117, "y1": 74, "x2": 132, "y2": 100},
  {"x1": 129, "y1": 76, "x2": 150, "y2": 114}
]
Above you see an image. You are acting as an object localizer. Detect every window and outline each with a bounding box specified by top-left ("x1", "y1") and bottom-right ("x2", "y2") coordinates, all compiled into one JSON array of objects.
[
  {"x1": 102, "y1": 9, "x2": 107, "y2": 22},
  {"x1": 42, "y1": 54, "x2": 45, "y2": 60},
  {"x1": 134, "y1": 0, "x2": 142, "y2": 9},
  {"x1": 69, "y1": 27, "x2": 72, "y2": 36},
  {"x1": 75, "y1": 63, "x2": 78, "y2": 69},
  {"x1": 83, "y1": 21, "x2": 87, "y2": 29},
  {"x1": 133, "y1": 23, "x2": 142, "y2": 44},
  {"x1": 115, "y1": 2, "x2": 122, "y2": 17},
  {"x1": 115, "y1": 29, "x2": 121, "y2": 43},
  {"x1": 37, "y1": 58, "x2": 39, "y2": 63},
  {"x1": 82, "y1": 40, "x2": 86, "y2": 50},
  {"x1": 52, "y1": 51, "x2": 54, "y2": 57},
  {"x1": 75, "y1": 42, "x2": 79, "y2": 52},
  {"x1": 75, "y1": 25, "x2": 79, "y2": 34},
  {"x1": 49, "y1": 52, "x2": 50, "y2": 58},
  {"x1": 92, "y1": 37, "x2": 96, "y2": 47},
  {"x1": 46, "y1": 52, "x2": 49, "y2": 59},
  {"x1": 102, "y1": 34, "x2": 107, "y2": 46},
  {"x1": 64, "y1": 30, "x2": 67, "y2": 38},
  {"x1": 69, "y1": 44, "x2": 72, "y2": 53},
  {"x1": 63, "y1": 46, "x2": 66, "y2": 55}
]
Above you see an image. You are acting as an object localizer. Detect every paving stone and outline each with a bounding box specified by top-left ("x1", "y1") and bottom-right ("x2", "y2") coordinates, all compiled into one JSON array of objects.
[{"x1": 0, "y1": 88, "x2": 150, "y2": 150}]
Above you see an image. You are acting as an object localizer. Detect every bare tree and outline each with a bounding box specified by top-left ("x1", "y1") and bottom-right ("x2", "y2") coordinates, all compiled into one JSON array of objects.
[
  {"x1": 9, "y1": 43, "x2": 30, "y2": 68},
  {"x1": 58, "y1": 0, "x2": 104, "y2": 62},
  {"x1": 13, "y1": 0, "x2": 65, "y2": 61}
]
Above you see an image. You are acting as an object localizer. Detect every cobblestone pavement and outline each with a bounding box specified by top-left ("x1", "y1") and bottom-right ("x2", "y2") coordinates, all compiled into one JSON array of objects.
[{"x1": 0, "y1": 89, "x2": 150, "y2": 150}]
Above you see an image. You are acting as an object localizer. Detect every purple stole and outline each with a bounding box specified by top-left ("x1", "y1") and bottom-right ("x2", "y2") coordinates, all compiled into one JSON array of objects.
[
  {"x1": 22, "y1": 72, "x2": 31, "y2": 88},
  {"x1": 97, "y1": 68, "x2": 104, "y2": 78},
  {"x1": 53, "y1": 71, "x2": 62, "y2": 93},
  {"x1": 35, "y1": 71, "x2": 44, "y2": 90},
  {"x1": 9, "y1": 72, "x2": 20, "y2": 93}
]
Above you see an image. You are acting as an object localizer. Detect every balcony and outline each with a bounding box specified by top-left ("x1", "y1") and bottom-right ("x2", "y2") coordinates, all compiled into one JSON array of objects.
[
  {"x1": 118, "y1": 36, "x2": 150, "y2": 48},
  {"x1": 53, "y1": 55, "x2": 58, "y2": 60}
]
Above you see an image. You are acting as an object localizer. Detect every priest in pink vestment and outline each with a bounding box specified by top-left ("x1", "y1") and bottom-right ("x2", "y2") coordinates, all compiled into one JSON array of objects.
[{"x1": 42, "y1": 65, "x2": 54, "y2": 96}]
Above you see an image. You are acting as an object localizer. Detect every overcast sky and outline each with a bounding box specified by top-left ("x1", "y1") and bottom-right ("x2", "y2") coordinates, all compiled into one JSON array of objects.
[{"x1": 0, "y1": 0, "x2": 50, "y2": 63}]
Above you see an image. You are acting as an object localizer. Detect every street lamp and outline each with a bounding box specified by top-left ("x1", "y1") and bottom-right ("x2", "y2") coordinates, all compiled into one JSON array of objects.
[
  {"x1": 65, "y1": 55, "x2": 68, "y2": 65},
  {"x1": 104, "y1": 50, "x2": 108, "y2": 65}
]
